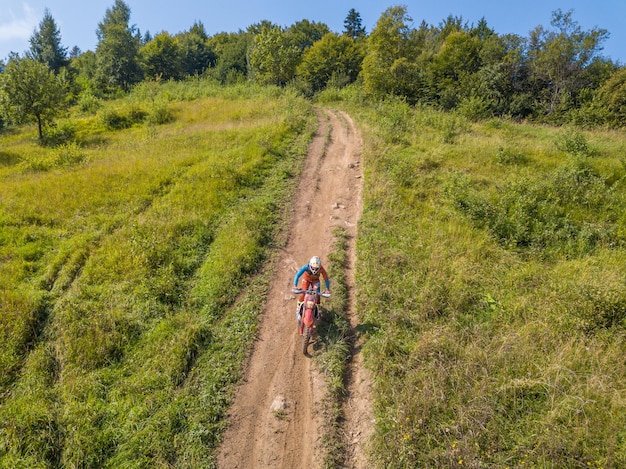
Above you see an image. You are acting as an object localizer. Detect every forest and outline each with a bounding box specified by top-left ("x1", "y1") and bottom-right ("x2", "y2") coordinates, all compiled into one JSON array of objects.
[{"x1": 1, "y1": 0, "x2": 626, "y2": 142}]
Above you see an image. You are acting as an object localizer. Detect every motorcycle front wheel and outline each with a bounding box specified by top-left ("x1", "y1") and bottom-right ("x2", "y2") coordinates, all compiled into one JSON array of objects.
[{"x1": 302, "y1": 326, "x2": 311, "y2": 355}]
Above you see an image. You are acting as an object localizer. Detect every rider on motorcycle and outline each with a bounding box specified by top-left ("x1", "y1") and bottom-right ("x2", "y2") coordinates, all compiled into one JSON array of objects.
[{"x1": 293, "y1": 256, "x2": 330, "y2": 315}]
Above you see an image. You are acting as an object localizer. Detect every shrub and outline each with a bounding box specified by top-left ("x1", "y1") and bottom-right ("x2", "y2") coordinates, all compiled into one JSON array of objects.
[
  {"x1": 556, "y1": 129, "x2": 595, "y2": 157},
  {"x1": 101, "y1": 106, "x2": 147, "y2": 130},
  {"x1": 447, "y1": 159, "x2": 618, "y2": 257},
  {"x1": 101, "y1": 109, "x2": 131, "y2": 130},
  {"x1": 42, "y1": 121, "x2": 76, "y2": 147},
  {"x1": 147, "y1": 104, "x2": 173, "y2": 126},
  {"x1": 496, "y1": 146, "x2": 529, "y2": 166},
  {"x1": 376, "y1": 97, "x2": 412, "y2": 144},
  {"x1": 77, "y1": 93, "x2": 102, "y2": 114},
  {"x1": 458, "y1": 95, "x2": 492, "y2": 121},
  {"x1": 55, "y1": 142, "x2": 88, "y2": 166}
]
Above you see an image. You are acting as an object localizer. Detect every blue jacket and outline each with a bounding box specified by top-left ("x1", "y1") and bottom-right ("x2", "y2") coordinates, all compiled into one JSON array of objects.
[{"x1": 294, "y1": 264, "x2": 330, "y2": 291}]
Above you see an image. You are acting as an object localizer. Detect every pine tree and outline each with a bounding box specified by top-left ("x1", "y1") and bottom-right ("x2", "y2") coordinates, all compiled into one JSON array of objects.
[
  {"x1": 343, "y1": 8, "x2": 366, "y2": 40},
  {"x1": 28, "y1": 8, "x2": 68, "y2": 74}
]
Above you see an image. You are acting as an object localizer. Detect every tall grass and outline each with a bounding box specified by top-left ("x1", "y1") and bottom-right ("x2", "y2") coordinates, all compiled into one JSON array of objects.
[
  {"x1": 331, "y1": 90, "x2": 626, "y2": 468},
  {"x1": 0, "y1": 80, "x2": 316, "y2": 467}
]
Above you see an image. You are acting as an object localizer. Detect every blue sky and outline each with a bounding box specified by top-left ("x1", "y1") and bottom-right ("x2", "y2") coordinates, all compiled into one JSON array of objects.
[{"x1": 1, "y1": 0, "x2": 624, "y2": 64}]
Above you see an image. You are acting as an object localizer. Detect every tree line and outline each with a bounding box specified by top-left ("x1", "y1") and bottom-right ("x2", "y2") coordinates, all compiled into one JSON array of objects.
[{"x1": 2, "y1": 1, "x2": 626, "y2": 142}]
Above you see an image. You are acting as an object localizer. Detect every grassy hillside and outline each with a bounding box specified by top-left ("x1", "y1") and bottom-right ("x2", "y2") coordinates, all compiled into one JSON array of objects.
[
  {"x1": 0, "y1": 80, "x2": 316, "y2": 467},
  {"x1": 3, "y1": 79, "x2": 626, "y2": 468},
  {"x1": 319, "y1": 89, "x2": 626, "y2": 468}
]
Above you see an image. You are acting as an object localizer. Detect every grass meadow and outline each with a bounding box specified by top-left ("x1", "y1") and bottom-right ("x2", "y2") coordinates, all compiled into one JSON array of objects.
[
  {"x1": 0, "y1": 80, "x2": 316, "y2": 467},
  {"x1": 317, "y1": 88, "x2": 626, "y2": 468}
]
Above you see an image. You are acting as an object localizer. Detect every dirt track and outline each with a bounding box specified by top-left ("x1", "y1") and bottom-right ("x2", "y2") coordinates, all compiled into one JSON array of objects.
[{"x1": 216, "y1": 109, "x2": 371, "y2": 468}]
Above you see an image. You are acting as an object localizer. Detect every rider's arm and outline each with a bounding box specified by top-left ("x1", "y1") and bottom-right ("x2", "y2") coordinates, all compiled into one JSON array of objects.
[
  {"x1": 320, "y1": 266, "x2": 330, "y2": 291},
  {"x1": 293, "y1": 264, "x2": 308, "y2": 286}
]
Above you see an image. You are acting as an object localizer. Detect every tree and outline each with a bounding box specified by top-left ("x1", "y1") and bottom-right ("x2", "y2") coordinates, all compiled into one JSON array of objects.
[
  {"x1": 287, "y1": 19, "x2": 329, "y2": 51},
  {"x1": 139, "y1": 32, "x2": 181, "y2": 80},
  {"x1": 297, "y1": 32, "x2": 364, "y2": 93},
  {"x1": 591, "y1": 68, "x2": 626, "y2": 127},
  {"x1": 249, "y1": 26, "x2": 300, "y2": 86},
  {"x1": 343, "y1": 8, "x2": 366, "y2": 40},
  {"x1": 527, "y1": 9, "x2": 609, "y2": 115},
  {"x1": 207, "y1": 31, "x2": 251, "y2": 84},
  {"x1": 177, "y1": 21, "x2": 216, "y2": 76},
  {"x1": 95, "y1": 0, "x2": 143, "y2": 91},
  {"x1": 0, "y1": 56, "x2": 67, "y2": 142},
  {"x1": 430, "y1": 30, "x2": 482, "y2": 109},
  {"x1": 28, "y1": 8, "x2": 68, "y2": 74},
  {"x1": 361, "y1": 6, "x2": 422, "y2": 101}
]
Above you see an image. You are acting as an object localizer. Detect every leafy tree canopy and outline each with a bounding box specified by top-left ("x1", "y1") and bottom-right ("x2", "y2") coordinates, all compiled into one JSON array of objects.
[
  {"x1": 95, "y1": 0, "x2": 143, "y2": 91},
  {"x1": 297, "y1": 32, "x2": 365, "y2": 93},
  {"x1": 0, "y1": 56, "x2": 67, "y2": 141},
  {"x1": 139, "y1": 32, "x2": 181, "y2": 81}
]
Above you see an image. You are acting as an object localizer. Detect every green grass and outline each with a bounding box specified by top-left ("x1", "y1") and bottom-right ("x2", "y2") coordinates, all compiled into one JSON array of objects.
[
  {"x1": 3, "y1": 78, "x2": 626, "y2": 468},
  {"x1": 322, "y1": 87, "x2": 626, "y2": 468},
  {"x1": 0, "y1": 79, "x2": 316, "y2": 467}
]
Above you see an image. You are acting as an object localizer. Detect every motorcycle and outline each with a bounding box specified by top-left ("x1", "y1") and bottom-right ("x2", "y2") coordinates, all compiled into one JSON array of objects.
[{"x1": 291, "y1": 287, "x2": 331, "y2": 355}]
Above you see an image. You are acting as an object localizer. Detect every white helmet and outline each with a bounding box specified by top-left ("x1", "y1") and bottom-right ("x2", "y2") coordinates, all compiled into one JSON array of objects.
[{"x1": 308, "y1": 256, "x2": 321, "y2": 275}]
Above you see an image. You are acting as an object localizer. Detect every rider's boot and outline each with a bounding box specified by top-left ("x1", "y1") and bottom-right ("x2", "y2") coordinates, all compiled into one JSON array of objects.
[{"x1": 295, "y1": 301, "x2": 303, "y2": 322}]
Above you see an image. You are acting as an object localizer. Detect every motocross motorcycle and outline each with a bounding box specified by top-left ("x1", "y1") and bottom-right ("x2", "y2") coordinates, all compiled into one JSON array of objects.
[{"x1": 292, "y1": 287, "x2": 331, "y2": 355}]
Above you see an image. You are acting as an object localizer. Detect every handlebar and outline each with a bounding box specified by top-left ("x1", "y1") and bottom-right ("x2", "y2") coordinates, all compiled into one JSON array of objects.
[{"x1": 292, "y1": 287, "x2": 331, "y2": 298}]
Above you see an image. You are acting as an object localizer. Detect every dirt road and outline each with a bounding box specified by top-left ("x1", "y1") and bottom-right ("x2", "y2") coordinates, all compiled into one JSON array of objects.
[{"x1": 216, "y1": 109, "x2": 371, "y2": 468}]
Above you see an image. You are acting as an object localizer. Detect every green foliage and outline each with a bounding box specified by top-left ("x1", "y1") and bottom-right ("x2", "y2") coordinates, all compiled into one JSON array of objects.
[
  {"x1": 296, "y1": 33, "x2": 364, "y2": 95},
  {"x1": 139, "y1": 31, "x2": 182, "y2": 80},
  {"x1": 41, "y1": 120, "x2": 77, "y2": 147},
  {"x1": 448, "y1": 158, "x2": 620, "y2": 257},
  {"x1": 177, "y1": 21, "x2": 216, "y2": 77},
  {"x1": 101, "y1": 105, "x2": 147, "y2": 129},
  {"x1": 94, "y1": 0, "x2": 143, "y2": 92},
  {"x1": 527, "y1": 9, "x2": 610, "y2": 116},
  {"x1": 28, "y1": 8, "x2": 69, "y2": 74},
  {"x1": 287, "y1": 19, "x2": 330, "y2": 51},
  {"x1": 0, "y1": 56, "x2": 67, "y2": 142},
  {"x1": 556, "y1": 128, "x2": 595, "y2": 157},
  {"x1": 343, "y1": 8, "x2": 367, "y2": 40},
  {"x1": 495, "y1": 146, "x2": 529, "y2": 166},
  {"x1": 77, "y1": 92, "x2": 103, "y2": 114},
  {"x1": 249, "y1": 26, "x2": 300, "y2": 86},
  {"x1": 590, "y1": 68, "x2": 626, "y2": 127},
  {"x1": 206, "y1": 32, "x2": 250, "y2": 85},
  {"x1": 374, "y1": 97, "x2": 413, "y2": 144},
  {"x1": 361, "y1": 6, "x2": 420, "y2": 102}
]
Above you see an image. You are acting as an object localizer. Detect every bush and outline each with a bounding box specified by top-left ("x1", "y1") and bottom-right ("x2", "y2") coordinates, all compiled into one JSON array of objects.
[
  {"x1": 376, "y1": 97, "x2": 412, "y2": 144},
  {"x1": 147, "y1": 104, "x2": 173, "y2": 126},
  {"x1": 55, "y1": 142, "x2": 88, "y2": 166},
  {"x1": 77, "y1": 93, "x2": 103, "y2": 114},
  {"x1": 101, "y1": 106, "x2": 147, "y2": 130},
  {"x1": 42, "y1": 121, "x2": 76, "y2": 147},
  {"x1": 458, "y1": 96, "x2": 492, "y2": 121},
  {"x1": 556, "y1": 129, "x2": 595, "y2": 157}
]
